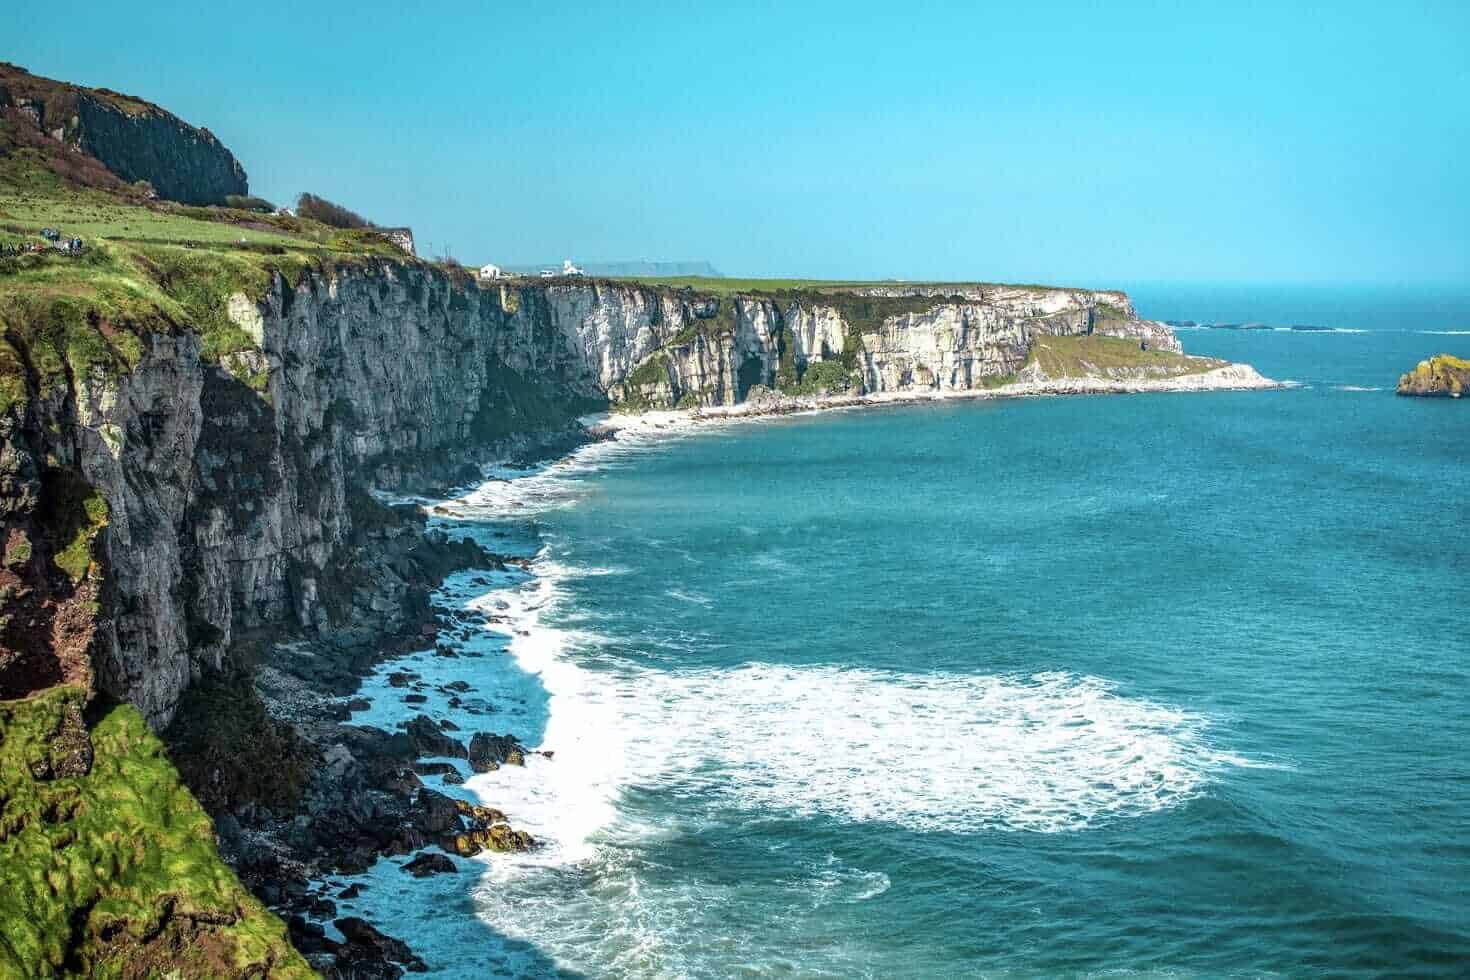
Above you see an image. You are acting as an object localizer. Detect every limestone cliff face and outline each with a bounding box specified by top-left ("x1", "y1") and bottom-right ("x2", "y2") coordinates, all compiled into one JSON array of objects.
[
  {"x1": 558, "y1": 281, "x2": 1180, "y2": 407},
  {"x1": 2, "y1": 263, "x2": 595, "y2": 726},
  {"x1": 0, "y1": 265, "x2": 1181, "y2": 727}
]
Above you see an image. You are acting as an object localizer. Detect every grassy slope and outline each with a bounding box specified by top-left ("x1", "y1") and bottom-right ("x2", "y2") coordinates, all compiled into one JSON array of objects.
[
  {"x1": 607, "y1": 275, "x2": 1082, "y2": 296},
  {"x1": 0, "y1": 687, "x2": 314, "y2": 978},
  {"x1": 0, "y1": 141, "x2": 404, "y2": 414},
  {"x1": 1025, "y1": 334, "x2": 1223, "y2": 380}
]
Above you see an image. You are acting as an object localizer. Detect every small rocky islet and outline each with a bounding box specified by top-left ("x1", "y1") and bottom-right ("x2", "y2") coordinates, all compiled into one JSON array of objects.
[{"x1": 1396, "y1": 354, "x2": 1470, "y2": 397}]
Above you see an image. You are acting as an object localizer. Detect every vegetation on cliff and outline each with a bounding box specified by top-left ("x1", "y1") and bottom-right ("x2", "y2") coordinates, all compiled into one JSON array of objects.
[
  {"x1": 0, "y1": 134, "x2": 405, "y2": 411},
  {"x1": 295, "y1": 192, "x2": 372, "y2": 230},
  {"x1": 1396, "y1": 354, "x2": 1469, "y2": 397},
  {"x1": 0, "y1": 686, "x2": 314, "y2": 978},
  {"x1": 613, "y1": 274, "x2": 1086, "y2": 297},
  {"x1": 1023, "y1": 334, "x2": 1223, "y2": 380},
  {"x1": 38, "y1": 467, "x2": 109, "y2": 584}
]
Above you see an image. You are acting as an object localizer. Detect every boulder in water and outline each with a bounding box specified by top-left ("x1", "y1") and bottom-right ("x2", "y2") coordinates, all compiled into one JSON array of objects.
[{"x1": 401, "y1": 851, "x2": 458, "y2": 877}]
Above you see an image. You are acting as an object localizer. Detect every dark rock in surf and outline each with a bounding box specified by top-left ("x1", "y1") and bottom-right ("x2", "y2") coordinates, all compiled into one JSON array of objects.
[{"x1": 401, "y1": 851, "x2": 458, "y2": 877}]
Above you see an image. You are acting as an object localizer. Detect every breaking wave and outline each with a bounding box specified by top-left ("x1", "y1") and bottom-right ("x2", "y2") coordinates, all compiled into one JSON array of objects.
[
  {"x1": 330, "y1": 419, "x2": 1266, "y2": 977},
  {"x1": 474, "y1": 564, "x2": 1243, "y2": 857}
]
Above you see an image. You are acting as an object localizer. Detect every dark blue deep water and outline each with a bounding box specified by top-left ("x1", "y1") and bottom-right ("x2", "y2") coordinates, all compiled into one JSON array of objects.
[{"x1": 336, "y1": 286, "x2": 1470, "y2": 978}]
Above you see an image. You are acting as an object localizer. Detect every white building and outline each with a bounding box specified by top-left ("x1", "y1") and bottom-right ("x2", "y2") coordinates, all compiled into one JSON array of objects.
[
  {"x1": 562, "y1": 259, "x2": 585, "y2": 276},
  {"x1": 478, "y1": 263, "x2": 504, "y2": 281}
]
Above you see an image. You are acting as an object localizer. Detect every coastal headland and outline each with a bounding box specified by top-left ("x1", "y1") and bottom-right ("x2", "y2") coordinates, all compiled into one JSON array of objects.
[{"x1": 0, "y1": 62, "x2": 1277, "y2": 976}]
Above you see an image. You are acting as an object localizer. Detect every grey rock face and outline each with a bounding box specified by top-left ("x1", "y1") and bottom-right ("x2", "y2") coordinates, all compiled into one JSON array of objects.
[{"x1": 75, "y1": 93, "x2": 248, "y2": 204}]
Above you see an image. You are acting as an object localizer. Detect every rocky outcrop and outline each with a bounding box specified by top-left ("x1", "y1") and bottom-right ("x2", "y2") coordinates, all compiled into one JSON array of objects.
[
  {"x1": 72, "y1": 92, "x2": 247, "y2": 204},
  {"x1": 1397, "y1": 354, "x2": 1469, "y2": 397},
  {"x1": 0, "y1": 62, "x2": 247, "y2": 203}
]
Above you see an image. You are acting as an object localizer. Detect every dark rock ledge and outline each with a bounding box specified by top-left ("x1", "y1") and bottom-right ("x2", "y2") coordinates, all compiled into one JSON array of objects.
[{"x1": 161, "y1": 473, "x2": 555, "y2": 978}]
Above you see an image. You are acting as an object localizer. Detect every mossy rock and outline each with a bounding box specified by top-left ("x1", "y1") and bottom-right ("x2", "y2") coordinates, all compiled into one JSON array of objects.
[
  {"x1": 38, "y1": 467, "x2": 109, "y2": 585},
  {"x1": 0, "y1": 686, "x2": 316, "y2": 978},
  {"x1": 1397, "y1": 354, "x2": 1470, "y2": 397}
]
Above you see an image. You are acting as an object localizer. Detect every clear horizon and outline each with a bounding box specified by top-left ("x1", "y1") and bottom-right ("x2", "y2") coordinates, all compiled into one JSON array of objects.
[{"x1": 6, "y1": 0, "x2": 1468, "y2": 284}]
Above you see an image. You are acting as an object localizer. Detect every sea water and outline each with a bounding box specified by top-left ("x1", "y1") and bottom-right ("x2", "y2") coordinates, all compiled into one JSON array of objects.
[{"x1": 324, "y1": 285, "x2": 1470, "y2": 977}]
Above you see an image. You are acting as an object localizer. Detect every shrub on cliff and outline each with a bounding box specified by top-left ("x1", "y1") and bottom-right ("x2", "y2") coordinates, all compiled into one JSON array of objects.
[
  {"x1": 165, "y1": 671, "x2": 321, "y2": 817},
  {"x1": 224, "y1": 194, "x2": 276, "y2": 213},
  {"x1": 788, "y1": 358, "x2": 853, "y2": 395},
  {"x1": 297, "y1": 192, "x2": 372, "y2": 229}
]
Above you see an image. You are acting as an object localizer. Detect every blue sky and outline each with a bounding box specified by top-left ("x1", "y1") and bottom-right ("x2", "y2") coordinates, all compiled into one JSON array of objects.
[{"x1": 5, "y1": 1, "x2": 1468, "y2": 283}]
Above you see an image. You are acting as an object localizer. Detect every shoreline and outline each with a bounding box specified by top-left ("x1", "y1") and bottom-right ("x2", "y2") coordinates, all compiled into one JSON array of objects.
[
  {"x1": 244, "y1": 358, "x2": 1284, "y2": 974},
  {"x1": 596, "y1": 362, "x2": 1282, "y2": 437}
]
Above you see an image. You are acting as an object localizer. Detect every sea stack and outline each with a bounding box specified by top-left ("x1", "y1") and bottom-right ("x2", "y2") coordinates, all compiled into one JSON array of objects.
[{"x1": 1396, "y1": 354, "x2": 1470, "y2": 397}]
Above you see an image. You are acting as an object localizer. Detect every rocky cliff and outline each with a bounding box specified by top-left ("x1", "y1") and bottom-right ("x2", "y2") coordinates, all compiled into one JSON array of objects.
[
  {"x1": 0, "y1": 62, "x2": 247, "y2": 204},
  {"x1": 1397, "y1": 354, "x2": 1469, "y2": 397},
  {"x1": 1, "y1": 265, "x2": 1191, "y2": 728},
  {"x1": 559, "y1": 281, "x2": 1179, "y2": 408}
]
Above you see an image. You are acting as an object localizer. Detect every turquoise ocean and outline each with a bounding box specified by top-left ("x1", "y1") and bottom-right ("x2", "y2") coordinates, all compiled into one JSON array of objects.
[{"x1": 326, "y1": 284, "x2": 1470, "y2": 978}]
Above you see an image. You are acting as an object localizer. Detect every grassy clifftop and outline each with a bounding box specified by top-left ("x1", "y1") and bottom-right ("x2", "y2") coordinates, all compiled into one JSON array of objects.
[
  {"x1": 0, "y1": 686, "x2": 314, "y2": 978},
  {"x1": 606, "y1": 274, "x2": 1097, "y2": 297},
  {"x1": 1024, "y1": 334, "x2": 1223, "y2": 380},
  {"x1": 0, "y1": 137, "x2": 406, "y2": 414}
]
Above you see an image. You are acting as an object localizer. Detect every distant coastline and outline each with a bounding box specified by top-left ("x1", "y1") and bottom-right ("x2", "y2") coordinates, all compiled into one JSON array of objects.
[{"x1": 595, "y1": 361, "x2": 1282, "y2": 435}]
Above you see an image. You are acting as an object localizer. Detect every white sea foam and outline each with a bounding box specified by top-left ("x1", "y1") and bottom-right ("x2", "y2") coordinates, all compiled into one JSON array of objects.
[
  {"x1": 1419, "y1": 329, "x2": 1470, "y2": 335},
  {"x1": 446, "y1": 426, "x2": 691, "y2": 518},
  {"x1": 329, "y1": 427, "x2": 1257, "y2": 976},
  {"x1": 430, "y1": 548, "x2": 1248, "y2": 976},
  {"x1": 459, "y1": 561, "x2": 1241, "y2": 876},
  {"x1": 1333, "y1": 385, "x2": 1383, "y2": 392}
]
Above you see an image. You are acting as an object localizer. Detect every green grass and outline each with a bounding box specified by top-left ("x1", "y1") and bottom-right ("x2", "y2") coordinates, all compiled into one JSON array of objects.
[
  {"x1": 606, "y1": 275, "x2": 1084, "y2": 297},
  {"x1": 0, "y1": 148, "x2": 350, "y2": 251},
  {"x1": 624, "y1": 352, "x2": 671, "y2": 388},
  {"x1": 36, "y1": 467, "x2": 110, "y2": 585},
  {"x1": 1025, "y1": 334, "x2": 1223, "y2": 380},
  {"x1": 0, "y1": 151, "x2": 407, "y2": 411},
  {"x1": 0, "y1": 192, "x2": 307, "y2": 249},
  {"x1": 783, "y1": 358, "x2": 854, "y2": 396},
  {"x1": 4, "y1": 531, "x2": 32, "y2": 568},
  {"x1": 0, "y1": 686, "x2": 315, "y2": 977},
  {"x1": 48, "y1": 476, "x2": 108, "y2": 584}
]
